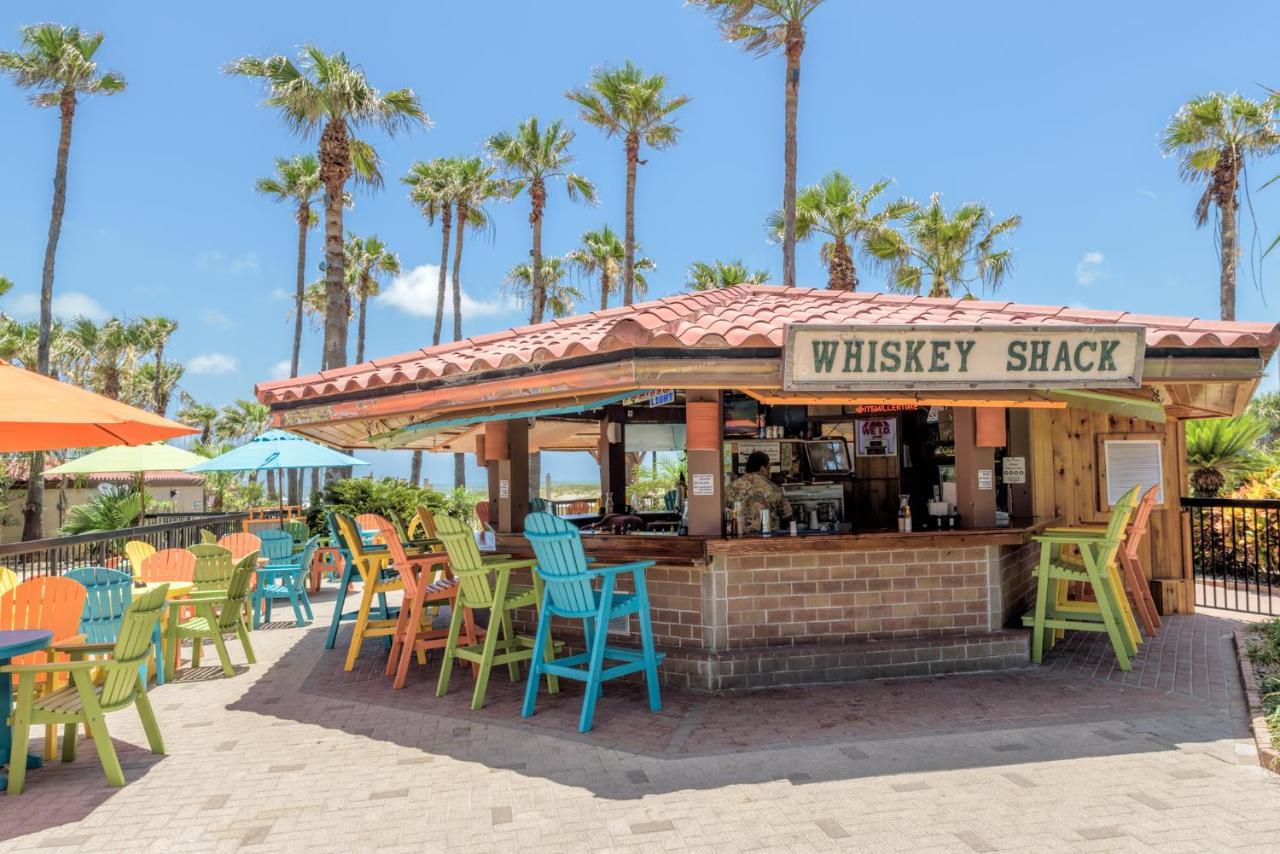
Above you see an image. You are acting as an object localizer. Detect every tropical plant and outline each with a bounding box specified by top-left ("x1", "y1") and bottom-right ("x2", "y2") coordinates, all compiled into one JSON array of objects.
[
  {"x1": 343, "y1": 233, "x2": 400, "y2": 363},
  {"x1": 767, "y1": 171, "x2": 912, "y2": 290},
  {"x1": 0, "y1": 317, "x2": 41, "y2": 368},
  {"x1": 60, "y1": 487, "x2": 143, "y2": 535},
  {"x1": 0, "y1": 275, "x2": 12, "y2": 301},
  {"x1": 128, "y1": 360, "x2": 183, "y2": 415},
  {"x1": 177, "y1": 393, "x2": 219, "y2": 444},
  {"x1": 504, "y1": 257, "x2": 584, "y2": 319},
  {"x1": 136, "y1": 316, "x2": 178, "y2": 414},
  {"x1": 227, "y1": 47, "x2": 428, "y2": 371},
  {"x1": 685, "y1": 259, "x2": 770, "y2": 291},
  {"x1": 487, "y1": 118, "x2": 595, "y2": 323},
  {"x1": 866, "y1": 194, "x2": 1020, "y2": 298},
  {"x1": 1186, "y1": 415, "x2": 1273, "y2": 496},
  {"x1": 566, "y1": 225, "x2": 656, "y2": 309},
  {"x1": 1162, "y1": 93, "x2": 1280, "y2": 321},
  {"x1": 1249, "y1": 390, "x2": 1280, "y2": 450},
  {"x1": 217, "y1": 399, "x2": 275, "y2": 496},
  {"x1": 256, "y1": 153, "x2": 322, "y2": 377},
  {"x1": 402, "y1": 157, "x2": 459, "y2": 347},
  {"x1": 690, "y1": 1, "x2": 825, "y2": 287},
  {"x1": 306, "y1": 476, "x2": 476, "y2": 534},
  {"x1": 567, "y1": 63, "x2": 687, "y2": 306},
  {"x1": 1, "y1": 23, "x2": 126, "y2": 541},
  {"x1": 192, "y1": 440, "x2": 237, "y2": 511},
  {"x1": 93, "y1": 318, "x2": 145, "y2": 400}
]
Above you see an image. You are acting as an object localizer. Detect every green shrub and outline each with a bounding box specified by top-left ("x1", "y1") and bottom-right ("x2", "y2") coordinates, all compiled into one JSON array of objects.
[{"x1": 306, "y1": 477, "x2": 476, "y2": 535}]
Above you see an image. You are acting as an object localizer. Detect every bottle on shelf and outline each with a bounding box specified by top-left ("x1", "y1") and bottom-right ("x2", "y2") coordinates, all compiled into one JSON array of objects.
[
  {"x1": 897, "y1": 499, "x2": 906, "y2": 533},
  {"x1": 903, "y1": 503, "x2": 912, "y2": 533}
]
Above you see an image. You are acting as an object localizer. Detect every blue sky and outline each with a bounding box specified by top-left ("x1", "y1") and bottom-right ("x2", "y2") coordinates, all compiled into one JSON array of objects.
[{"x1": 3, "y1": 1, "x2": 1279, "y2": 485}]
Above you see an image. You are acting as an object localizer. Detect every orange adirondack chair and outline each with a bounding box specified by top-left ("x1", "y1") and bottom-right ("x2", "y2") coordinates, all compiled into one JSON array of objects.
[
  {"x1": 123, "y1": 541, "x2": 156, "y2": 579},
  {"x1": 137, "y1": 549, "x2": 195, "y2": 584},
  {"x1": 1, "y1": 576, "x2": 87, "y2": 760},
  {"x1": 217, "y1": 533, "x2": 262, "y2": 563},
  {"x1": 383, "y1": 527, "x2": 475, "y2": 689},
  {"x1": 355, "y1": 513, "x2": 398, "y2": 546}
]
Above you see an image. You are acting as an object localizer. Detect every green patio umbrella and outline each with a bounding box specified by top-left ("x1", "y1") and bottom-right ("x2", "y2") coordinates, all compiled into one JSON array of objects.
[{"x1": 46, "y1": 443, "x2": 208, "y2": 524}]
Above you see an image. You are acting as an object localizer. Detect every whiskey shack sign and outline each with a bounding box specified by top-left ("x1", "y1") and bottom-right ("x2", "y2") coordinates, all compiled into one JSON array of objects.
[{"x1": 783, "y1": 323, "x2": 1145, "y2": 391}]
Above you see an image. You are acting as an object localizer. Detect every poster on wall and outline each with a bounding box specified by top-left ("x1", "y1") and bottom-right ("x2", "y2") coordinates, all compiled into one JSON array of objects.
[{"x1": 855, "y1": 417, "x2": 897, "y2": 457}]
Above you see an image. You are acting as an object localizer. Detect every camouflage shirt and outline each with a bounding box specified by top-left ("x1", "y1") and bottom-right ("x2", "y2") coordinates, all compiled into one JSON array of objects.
[{"x1": 725, "y1": 472, "x2": 793, "y2": 535}]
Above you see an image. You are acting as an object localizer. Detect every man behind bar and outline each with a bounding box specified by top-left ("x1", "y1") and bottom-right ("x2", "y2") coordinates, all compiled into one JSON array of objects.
[{"x1": 726, "y1": 450, "x2": 793, "y2": 535}]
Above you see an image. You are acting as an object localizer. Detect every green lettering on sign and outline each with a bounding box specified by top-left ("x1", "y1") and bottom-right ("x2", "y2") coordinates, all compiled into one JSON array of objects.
[
  {"x1": 1098, "y1": 339, "x2": 1120, "y2": 371},
  {"x1": 812, "y1": 340, "x2": 839, "y2": 373}
]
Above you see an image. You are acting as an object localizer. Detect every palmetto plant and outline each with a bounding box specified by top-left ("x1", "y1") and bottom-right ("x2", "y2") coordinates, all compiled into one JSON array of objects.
[
  {"x1": 403, "y1": 157, "x2": 460, "y2": 347},
  {"x1": 567, "y1": 63, "x2": 687, "y2": 307},
  {"x1": 1162, "y1": 93, "x2": 1280, "y2": 321},
  {"x1": 129, "y1": 360, "x2": 183, "y2": 416},
  {"x1": 505, "y1": 257, "x2": 584, "y2": 319},
  {"x1": 685, "y1": 259, "x2": 771, "y2": 291},
  {"x1": 487, "y1": 118, "x2": 595, "y2": 324},
  {"x1": 60, "y1": 487, "x2": 143, "y2": 535},
  {"x1": 177, "y1": 393, "x2": 219, "y2": 445},
  {"x1": 768, "y1": 171, "x2": 912, "y2": 291},
  {"x1": 344, "y1": 233, "x2": 399, "y2": 363},
  {"x1": 866, "y1": 194, "x2": 1021, "y2": 298},
  {"x1": 93, "y1": 318, "x2": 146, "y2": 401},
  {"x1": 227, "y1": 47, "x2": 428, "y2": 371},
  {"x1": 256, "y1": 153, "x2": 322, "y2": 377},
  {"x1": 690, "y1": 1, "x2": 825, "y2": 288},
  {"x1": 1187, "y1": 415, "x2": 1273, "y2": 497},
  {"x1": 1, "y1": 23, "x2": 126, "y2": 541},
  {"x1": 566, "y1": 225, "x2": 655, "y2": 310}
]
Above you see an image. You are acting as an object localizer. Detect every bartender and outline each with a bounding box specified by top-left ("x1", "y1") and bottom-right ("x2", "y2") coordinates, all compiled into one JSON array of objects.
[{"x1": 726, "y1": 450, "x2": 793, "y2": 534}]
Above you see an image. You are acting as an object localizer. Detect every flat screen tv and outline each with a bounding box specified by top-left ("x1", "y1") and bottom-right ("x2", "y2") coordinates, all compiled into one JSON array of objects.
[
  {"x1": 805, "y1": 439, "x2": 852, "y2": 476},
  {"x1": 724, "y1": 397, "x2": 759, "y2": 437}
]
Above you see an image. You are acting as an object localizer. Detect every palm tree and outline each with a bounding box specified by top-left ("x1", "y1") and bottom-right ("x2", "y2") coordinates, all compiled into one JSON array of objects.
[
  {"x1": 91, "y1": 318, "x2": 145, "y2": 400},
  {"x1": 1186, "y1": 415, "x2": 1272, "y2": 496},
  {"x1": 685, "y1": 259, "x2": 771, "y2": 291},
  {"x1": 344, "y1": 234, "x2": 400, "y2": 363},
  {"x1": 767, "y1": 171, "x2": 912, "y2": 290},
  {"x1": 487, "y1": 118, "x2": 595, "y2": 323},
  {"x1": 865, "y1": 194, "x2": 1020, "y2": 298},
  {"x1": 217, "y1": 399, "x2": 275, "y2": 496},
  {"x1": 567, "y1": 63, "x2": 688, "y2": 306},
  {"x1": 129, "y1": 360, "x2": 183, "y2": 415},
  {"x1": 177, "y1": 392, "x2": 219, "y2": 444},
  {"x1": 690, "y1": 1, "x2": 825, "y2": 287},
  {"x1": 256, "y1": 154, "x2": 322, "y2": 377},
  {"x1": 136, "y1": 316, "x2": 178, "y2": 414},
  {"x1": 1, "y1": 23, "x2": 125, "y2": 541},
  {"x1": 566, "y1": 225, "x2": 655, "y2": 310},
  {"x1": 504, "y1": 257, "x2": 584, "y2": 319},
  {"x1": 0, "y1": 275, "x2": 12, "y2": 301},
  {"x1": 402, "y1": 157, "x2": 459, "y2": 347},
  {"x1": 1162, "y1": 93, "x2": 1280, "y2": 321},
  {"x1": 227, "y1": 47, "x2": 428, "y2": 371},
  {"x1": 193, "y1": 440, "x2": 237, "y2": 511}
]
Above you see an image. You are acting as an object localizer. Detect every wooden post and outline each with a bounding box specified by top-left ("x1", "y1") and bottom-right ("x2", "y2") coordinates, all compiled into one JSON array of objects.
[
  {"x1": 495, "y1": 418, "x2": 529, "y2": 533},
  {"x1": 685, "y1": 390, "x2": 723, "y2": 536},
  {"x1": 954, "y1": 407, "x2": 997, "y2": 528},
  {"x1": 600, "y1": 405, "x2": 627, "y2": 513},
  {"x1": 1006, "y1": 408, "x2": 1032, "y2": 522}
]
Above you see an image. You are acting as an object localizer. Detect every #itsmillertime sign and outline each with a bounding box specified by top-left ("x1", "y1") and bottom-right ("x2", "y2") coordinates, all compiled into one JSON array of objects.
[{"x1": 783, "y1": 323, "x2": 1146, "y2": 390}]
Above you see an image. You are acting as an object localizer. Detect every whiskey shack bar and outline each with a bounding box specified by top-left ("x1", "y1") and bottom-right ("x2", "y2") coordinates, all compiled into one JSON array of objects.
[{"x1": 257, "y1": 286, "x2": 1280, "y2": 690}]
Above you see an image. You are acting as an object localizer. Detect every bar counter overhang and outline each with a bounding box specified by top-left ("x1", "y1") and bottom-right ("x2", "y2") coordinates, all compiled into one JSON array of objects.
[{"x1": 256, "y1": 286, "x2": 1280, "y2": 690}]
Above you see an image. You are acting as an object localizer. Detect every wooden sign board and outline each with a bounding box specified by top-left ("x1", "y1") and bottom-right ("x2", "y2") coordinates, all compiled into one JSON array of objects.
[{"x1": 783, "y1": 323, "x2": 1145, "y2": 391}]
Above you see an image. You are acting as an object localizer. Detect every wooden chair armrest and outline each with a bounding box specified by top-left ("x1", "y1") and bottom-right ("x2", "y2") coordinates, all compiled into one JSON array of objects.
[
  {"x1": 3, "y1": 660, "x2": 100, "y2": 675},
  {"x1": 586, "y1": 560, "x2": 657, "y2": 577},
  {"x1": 52, "y1": 641, "x2": 116, "y2": 654},
  {"x1": 1042, "y1": 525, "x2": 1107, "y2": 535}
]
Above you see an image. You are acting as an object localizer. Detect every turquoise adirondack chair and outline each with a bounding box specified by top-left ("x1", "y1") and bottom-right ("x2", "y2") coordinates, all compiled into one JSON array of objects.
[
  {"x1": 64, "y1": 566, "x2": 165, "y2": 687},
  {"x1": 521, "y1": 512, "x2": 664, "y2": 732},
  {"x1": 259, "y1": 530, "x2": 295, "y2": 565},
  {"x1": 252, "y1": 535, "x2": 320, "y2": 627},
  {"x1": 323, "y1": 511, "x2": 395, "y2": 650}
]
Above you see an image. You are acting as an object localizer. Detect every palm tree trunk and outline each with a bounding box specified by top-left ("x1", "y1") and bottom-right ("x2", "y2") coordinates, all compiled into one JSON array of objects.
[
  {"x1": 529, "y1": 452, "x2": 541, "y2": 500},
  {"x1": 930, "y1": 270, "x2": 948, "y2": 299},
  {"x1": 267, "y1": 470, "x2": 277, "y2": 501},
  {"x1": 782, "y1": 22, "x2": 804, "y2": 288},
  {"x1": 153, "y1": 348, "x2": 164, "y2": 414},
  {"x1": 1219, "y1": 180, "x2": 1239, "y2": 321},
  {"x1": 453, "y1": 453, "x2": 465, "y2": 490},
  {"x1": 452, "y1": 203, "x2": 467, "y2": 342},
  {"x1": 291, "y1": 205, "x2": 309, "y2": 377},
  {"x1": 828, "y1": 239, "x2": 855, "y2": 291},
  {"x1": 600, "y1": 271, "x2": 610, "y2": 311},
  {"x1": 624, "y1": 132, "x2": 639, "y2": 305},
  {"x1": 22, "y1": 92, "x2": 77, "y2": 541},
  {"x1": 319, "y1": 121, "x2": 351, "y2": 371},
  {"x1": 288, "y1": 469, "x2": 299, "y2": 506},
  {"x1": 356, "y1": 287, "x2": 369, "y2": 363},
  {"x1": 433, "y1": 205, "x2": 451, "y2": 346},
  {"x1": 410, "y1": 450, "x2": 423, "y2": 486},
  {"x1": 530, "y1": 178, "x2": 546, "y2": 324}
]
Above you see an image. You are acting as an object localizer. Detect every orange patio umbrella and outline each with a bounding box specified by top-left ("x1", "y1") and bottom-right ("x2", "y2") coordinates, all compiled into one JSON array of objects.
[{"x1": 0, "y1": 359, "x2": 196, "y2": 452}]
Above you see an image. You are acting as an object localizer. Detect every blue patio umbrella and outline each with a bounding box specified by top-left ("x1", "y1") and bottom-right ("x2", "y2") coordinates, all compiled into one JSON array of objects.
[{"x1": 187, "y1": 429, "x2": 368, "y2": 512}]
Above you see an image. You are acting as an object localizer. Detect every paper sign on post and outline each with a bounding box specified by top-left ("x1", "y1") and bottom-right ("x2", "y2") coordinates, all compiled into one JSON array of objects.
[
  {"x1": 499, "y1": 480, "x2": 509, "y2": 499},
  {"x1": 978, "y1": 469, "x2": 994, "y2": 490},
  {"x1": 1002, "y1": 457, "x2": 1026, "y2": 485},
  {"x1": 691, "y1": 473, "x2": 715, "y2": 496}
]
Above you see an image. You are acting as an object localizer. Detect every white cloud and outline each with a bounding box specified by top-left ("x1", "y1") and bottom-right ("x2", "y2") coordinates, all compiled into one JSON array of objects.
[
  {"x1": 201, "y1": 307, "x2": 231, "y2": 327},
  {"x1": 8, "y1": 290, "x2": 108, "y2": 321},
  {"x1": 194, "y1": 250, "x2": 260, "y2": 275},
  {"x1": 270, "y1": 359, "x2": 292, "y2": 379},
  {"x1": 378, "y1": 264, "x2": 515, "y2": 320},
  {"x1": 188, "y1": 353, "x2": 238, "y2": 375},
  {"x1": 1137, "y1": 189, "x2": 1158, "y2": 199},
  {"x1": 1074, "y1": 251, "x2": 1107, "y2": 286}
]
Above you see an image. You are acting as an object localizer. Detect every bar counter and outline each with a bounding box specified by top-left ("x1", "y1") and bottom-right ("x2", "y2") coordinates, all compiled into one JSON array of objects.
[{"x1": 498, "y1": 523, "x2": 1044, "y2": 691}]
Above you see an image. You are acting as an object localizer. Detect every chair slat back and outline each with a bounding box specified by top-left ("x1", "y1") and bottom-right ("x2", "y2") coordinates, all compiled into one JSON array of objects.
[
  {"x1": 189, "y1": 544, "x2": 235, "y2": 590},
  {"x1": 123, "y1": 540, "x2": 156, "y2": 578},
  {"x1": 326, "y1": 511, "x2": 352, "y2": 563},
  {"x1": 65, "y1": 567, "x2": 133, "y2": 644},
  {"x1": 259, "y1": 530, "x2": 294, "y2": 563},
  {"x1": 217, "y1": 532, "x2": 262, "y2": 563},
  {"x1": 0, "y1": 567, "x2": 16, "y2": 599},
  {"x1": 99, "y1": 584, "x2": 168, "y2": 708},
  {"x1": 138, "y1": 548, "x2": 195, "y2": 583},
  {"x1": 406, "y1": 511, "x2": 427, "y2": 541},
  {"x1": 355, "y1": 513, "x2": 397, "y2": 545},
  {"x1": 414, "y1": 506, "x2": 448, "y2": 554},
  {"x1": 332, "y1": 514, "x2": 387, "y2": 585},
  {"x1": 433, "y1": 514, "x2": 493, "y2": 604},
  {"x1": 523, "y1": 512, "x2": 597, "y2": 613},
  {"x1": 1091, "y1": 484, "x2": 1140, "y2": 571},
  {"x1": 282, "y1": 520, "x2": 309, "y2": 544},
  {"x1": 295, "y1": 536, "x2": 321, "y2": 577},
  {"x1": 0, "y1": 576, "x2": 88, "y2": 675},
  {"x1": 1121, "y1": 484, "x2": 1159, "y2": 560},
  {"x1": 218, "y1": 553, "x2": 259, "y2": 631},
  {"x1": 198, "y1": 529, "x2": 217, "y2": 544}
]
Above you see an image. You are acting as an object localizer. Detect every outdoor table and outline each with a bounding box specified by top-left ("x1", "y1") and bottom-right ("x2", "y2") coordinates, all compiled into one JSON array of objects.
[{"x1": 0, "y1": 628, "x2": 53, "y2": 791}]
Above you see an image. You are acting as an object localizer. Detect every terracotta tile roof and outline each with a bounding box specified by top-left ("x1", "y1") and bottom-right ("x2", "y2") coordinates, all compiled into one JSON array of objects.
[{"x1": 257, "y1": 285, "x2": 1280, "y2": 404}]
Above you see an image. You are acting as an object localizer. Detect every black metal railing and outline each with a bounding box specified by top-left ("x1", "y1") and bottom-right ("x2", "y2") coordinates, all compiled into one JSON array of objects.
[
  {"x1": 1184, "y1": 496, "x2": 1280, "y2": 615},
  {"x1": 0, "y1": 512, "x2": 248, "y2": 582}
]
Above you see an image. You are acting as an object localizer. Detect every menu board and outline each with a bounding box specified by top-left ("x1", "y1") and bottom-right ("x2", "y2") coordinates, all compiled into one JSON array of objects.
[{"x1": 855, "y1": 417, "x2": 897, "y2": 457}]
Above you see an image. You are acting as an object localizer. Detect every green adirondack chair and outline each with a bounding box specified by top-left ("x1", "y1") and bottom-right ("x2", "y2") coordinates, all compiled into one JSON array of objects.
[
  {"x1": 164, "y1": 552, "x2": 258, "y2": 680},
  {"x1": 3, "y1": 584, "x2": 169, "y2": 793},
  {"x1": 433, "y1": 514, "x2": 560, "y2": 710},
  {"x1": 1025, "y1": 484, "x2": 1140, "y2": 669},
  {"x1": 189, "y1": 544, "x2": 235, "y2": 591}
]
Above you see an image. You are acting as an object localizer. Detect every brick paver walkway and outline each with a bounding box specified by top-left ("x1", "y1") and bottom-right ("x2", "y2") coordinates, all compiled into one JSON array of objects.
[{"x1": 3, "y1": 590, "x2": 1279, "y2": 852}]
